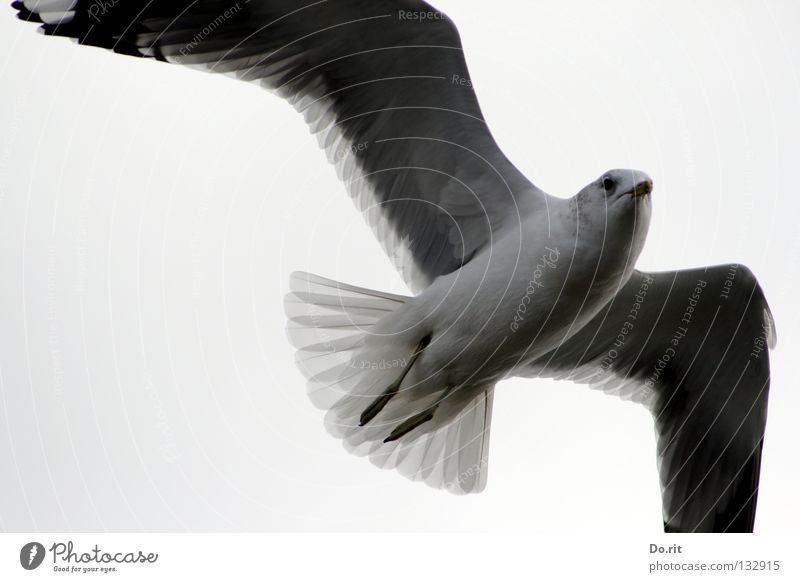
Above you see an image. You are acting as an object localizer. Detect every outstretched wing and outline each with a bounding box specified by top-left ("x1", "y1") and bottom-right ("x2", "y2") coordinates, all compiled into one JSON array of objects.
[
  {"x1": 15, "y1": 0, "x2": 548, "y2": 291},
  {"x1": 525, "y1": 265, "x2": 775, "y2": 532}
]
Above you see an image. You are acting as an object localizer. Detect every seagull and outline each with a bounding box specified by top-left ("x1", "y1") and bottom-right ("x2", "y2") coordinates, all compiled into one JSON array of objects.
[{"x1": 15, "y1": 0, "x2": 776, "y2": 533}]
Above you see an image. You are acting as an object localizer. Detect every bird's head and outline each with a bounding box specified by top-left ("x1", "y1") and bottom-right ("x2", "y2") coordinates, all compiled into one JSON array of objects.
[
  {"x1": 569, "y1": 168, "x2": 653, "y2": 278},
  {"x1": 573, "y1": 168, "x2": 652, "y2": 228},
  {"x1": 598, "y1": 168, "x2": 653, "y2": 200}
]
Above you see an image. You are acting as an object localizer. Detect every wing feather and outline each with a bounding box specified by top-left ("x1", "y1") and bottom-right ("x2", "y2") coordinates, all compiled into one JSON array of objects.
[
  {"x1": 15, "y1": 0, "x2": 548, "y2": 290},
  {"x1": 525, "y1": 266, "x2": 775, "y2": 532}
]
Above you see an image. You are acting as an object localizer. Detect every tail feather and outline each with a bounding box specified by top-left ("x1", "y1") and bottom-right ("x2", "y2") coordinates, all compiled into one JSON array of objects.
[{"x1": 284, "y1": 271, "x2": 495, "y2": 494}]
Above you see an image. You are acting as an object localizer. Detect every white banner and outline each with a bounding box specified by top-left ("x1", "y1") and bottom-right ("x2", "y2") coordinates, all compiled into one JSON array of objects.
[{"x1": 0, "y1": 533, "x2": 793, "y2": 581}]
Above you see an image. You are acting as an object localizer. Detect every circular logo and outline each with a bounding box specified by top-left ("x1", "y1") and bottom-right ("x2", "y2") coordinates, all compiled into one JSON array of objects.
[{"x1": 20, "y1": 542, "x2": 45, "y2": 570}]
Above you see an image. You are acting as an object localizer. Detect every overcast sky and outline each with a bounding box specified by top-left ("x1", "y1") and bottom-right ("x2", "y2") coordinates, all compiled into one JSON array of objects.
[{"x1": 0, "y1": 0, "x2": 798, "y2": 532}]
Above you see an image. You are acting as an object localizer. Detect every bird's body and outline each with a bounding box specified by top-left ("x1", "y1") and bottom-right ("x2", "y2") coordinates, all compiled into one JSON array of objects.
[
  {"x1": 14, "y1": 0, "x2": 775, "y2": 532},
  {"x1": 376, "y1": 173, "x2": 651, "y2": 396}
]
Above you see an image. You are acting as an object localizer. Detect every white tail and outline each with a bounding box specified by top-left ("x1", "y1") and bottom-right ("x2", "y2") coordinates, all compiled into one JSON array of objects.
[{"x1": 285, "y1": 272, "x2": 495, "y2": 494}]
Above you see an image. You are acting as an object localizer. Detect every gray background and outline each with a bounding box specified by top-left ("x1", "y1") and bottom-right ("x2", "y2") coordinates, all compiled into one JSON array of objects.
[{"x1": 0, "y1": 0, "x2": 798, "y2": 531}]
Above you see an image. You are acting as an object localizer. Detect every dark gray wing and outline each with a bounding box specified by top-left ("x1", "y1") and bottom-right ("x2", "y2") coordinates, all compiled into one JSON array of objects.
[
  {"x1": 525, "y1": 265, "x2": 776, "y2": 532},
  {"x1": 15, "y1": 0, "x2": 549, "y2": 291}
]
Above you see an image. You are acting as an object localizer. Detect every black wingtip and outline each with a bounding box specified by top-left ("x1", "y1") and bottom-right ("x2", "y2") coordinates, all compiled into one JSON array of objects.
[{"x1": 13, "y1": 1, "x2": 43, "y2": 23}]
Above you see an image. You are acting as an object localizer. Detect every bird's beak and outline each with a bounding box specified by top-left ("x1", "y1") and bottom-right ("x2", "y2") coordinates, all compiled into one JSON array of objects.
[{"x1": 628, "y1": 178, "x2": 653, "y2": 197}]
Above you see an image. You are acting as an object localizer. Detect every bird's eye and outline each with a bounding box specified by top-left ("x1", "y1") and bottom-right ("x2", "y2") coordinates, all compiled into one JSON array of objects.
[{"x1": 602, "y1": 177, "x2": 615, "y2": 192}]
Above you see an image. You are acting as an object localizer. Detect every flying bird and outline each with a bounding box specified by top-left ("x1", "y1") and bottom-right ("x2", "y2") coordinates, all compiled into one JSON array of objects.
[{"x1": 14, "y1": 0, "x2": 776, "y2": 533}]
